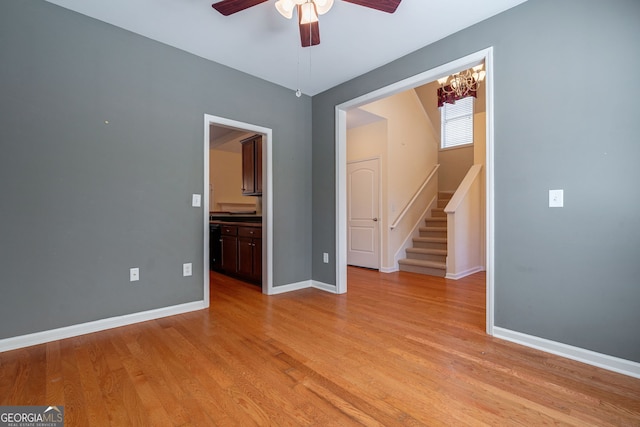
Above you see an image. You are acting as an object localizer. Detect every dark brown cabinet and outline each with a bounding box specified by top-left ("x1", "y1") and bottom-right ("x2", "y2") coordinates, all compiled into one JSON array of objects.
[
  {"x1": 220, "y1": 225, "x2": 238, "y2": 274},
  {"x1": 215, "y1": 222, "x2": 262, "y2": 285},
  {"x1": 241, "y1": 134, "x2": 262, "y2": 196},
  {"x1": 238, "y1": 226, "x2": 262, "y2": 283}
]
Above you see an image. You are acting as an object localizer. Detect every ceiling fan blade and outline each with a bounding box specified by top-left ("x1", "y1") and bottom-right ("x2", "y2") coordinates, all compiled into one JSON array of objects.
[
  {"x1": 298, "y1": 5, "x2": 320, "y2": 47},
  {"x1": 341, "y1": 0, "x2": 401, "y2": 14},
  {"x1": 211, "y1": 0, "x2": 269, "y2": 16}
]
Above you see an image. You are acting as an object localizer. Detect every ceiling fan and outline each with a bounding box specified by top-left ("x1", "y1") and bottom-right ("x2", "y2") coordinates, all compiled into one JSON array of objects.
[{"x1": 211, "y1": 0, "x2": 402, "y2": 47}]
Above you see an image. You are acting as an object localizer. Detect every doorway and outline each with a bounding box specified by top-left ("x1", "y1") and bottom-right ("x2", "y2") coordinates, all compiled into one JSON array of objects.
[
  {"x1": 335, "y1": 48, "x2": 495, "y2": 334},
  {"x1": 203, "y1": 114, "x2": 274, "y2": 296}
]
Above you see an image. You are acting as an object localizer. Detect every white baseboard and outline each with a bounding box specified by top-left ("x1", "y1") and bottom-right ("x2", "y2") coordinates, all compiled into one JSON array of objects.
[
  {"x1": 1, "y1": 277, "x2": 338, "y2": 352},
  {"x1": 312, "y1": 280, "x2": 338, "y2": 293},
  {"x1": 268, "y1": 280, "x2": 312, "y2": 295},
  {"x1": 493, "y1": 327, "x2": 640, "y2": 379},
  {"x1": 445, "y1": 266, "x2": 485, "y2": 280},
  {"x1": 379, "y1": 266, "x2": 399, "y2": 273},
  {"x1": 268, "y1": 280, "x2": 337, "y2": 295},
  {"x1": 0, "y1": 300, "x2": 207, "y2": 353}
]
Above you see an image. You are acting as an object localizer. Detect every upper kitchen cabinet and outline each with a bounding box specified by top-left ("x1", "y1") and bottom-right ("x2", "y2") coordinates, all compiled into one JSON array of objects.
[{"x1": 241, "y1": 134, "x2": 262, "y2": 196}]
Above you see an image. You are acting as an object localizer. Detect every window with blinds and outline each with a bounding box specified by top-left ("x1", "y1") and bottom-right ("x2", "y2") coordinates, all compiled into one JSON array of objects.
[{"x1": 440, "y1": 96, "x2": 474, "y2": 149}]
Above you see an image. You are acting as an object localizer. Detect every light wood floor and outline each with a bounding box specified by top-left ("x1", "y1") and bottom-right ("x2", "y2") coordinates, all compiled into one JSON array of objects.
[{"x1": 1, "y1": 268, "x2": 639, "y2": 426}]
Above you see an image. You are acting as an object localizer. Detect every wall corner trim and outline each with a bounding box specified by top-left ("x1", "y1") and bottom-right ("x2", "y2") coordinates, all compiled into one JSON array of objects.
[
  {"x1": 493, "y1": 327, "x2": 640, "y2": 379},
  {"x1": 0, "y1": 301, "x2": 207, "y2": 353},
  {"x1": 267, "y1": 280, "x2": 337, "y2": 295},
  {"x1": 312, "y1": 280, "x2": 338, "y2": 293},
  {"x1": 445, "y1": 266, "x2": 485, "y2": 280}
]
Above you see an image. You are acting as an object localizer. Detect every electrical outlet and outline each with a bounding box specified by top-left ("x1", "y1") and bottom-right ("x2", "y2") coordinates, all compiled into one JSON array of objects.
[
  {"x1": 549, "y1": 189, "x2": 564, "y2": 208},
  {"x1": 323, "y1": 253, "x2": 329, "y2": 263},
  {"x1": 183, "y1": 263, "x2": 192, "y2": 277},
  {"x1": 130, "y1": 267, "x2": 139, "y2": 282}
]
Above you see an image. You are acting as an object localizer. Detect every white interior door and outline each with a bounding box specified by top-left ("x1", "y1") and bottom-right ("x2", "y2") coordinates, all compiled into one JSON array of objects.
[{"x1": 347, "y1": 158, "x2": 380, "y2": 269}]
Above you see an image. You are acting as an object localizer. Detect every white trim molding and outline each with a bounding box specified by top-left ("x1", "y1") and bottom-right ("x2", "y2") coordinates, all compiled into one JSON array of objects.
[
  {"x1": 445, "y1": 266, "x2": 485, "y2": 280},
  {"x1": 204, "y1": 114, "x2": 274, "y2": 296},
  {"x1": 312, "y1": 280, "x2": 338, "y2": 293},
  {"x1": 494, "y1": 327, "x2": 640, "y2": 379},
  {"x1": 266, "y1": 280, "x2": 337, "y2": 295},
  {"x1": 0, "y1": 301, "x2": 206, "y2": 353}
]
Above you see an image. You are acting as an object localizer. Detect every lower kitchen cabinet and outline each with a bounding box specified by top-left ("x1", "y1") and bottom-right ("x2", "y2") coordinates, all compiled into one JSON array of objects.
[
  {"x1": 220, "y1": 225, "x2": 238, "y2": 274},
  {"x1": 238, "y1": 226, "x2": 262, "y2": 283},
  {"x1": 215, "y1": 222, "x2": 261, "y2": 285}
]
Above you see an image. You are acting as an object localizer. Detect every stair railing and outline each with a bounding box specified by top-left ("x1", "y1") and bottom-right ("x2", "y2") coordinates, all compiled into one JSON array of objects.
[{"x1": 390, "y1": 164, "x2": 439, "y2": 230}]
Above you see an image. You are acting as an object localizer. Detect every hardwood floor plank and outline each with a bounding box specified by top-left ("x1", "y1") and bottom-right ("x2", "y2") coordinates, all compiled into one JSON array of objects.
[
  {"x1": 71, "y1": 337, "x2": 112, "y2": 426},
  {"x1": 59, "y1": 340, "x2": 91, "y2": 426},
  {"x1": 1, "y1": 268, "x2": 639, "y2": 426},
  {"x1": 45, "y1": 341, "x2": 65, "y2": 405}
]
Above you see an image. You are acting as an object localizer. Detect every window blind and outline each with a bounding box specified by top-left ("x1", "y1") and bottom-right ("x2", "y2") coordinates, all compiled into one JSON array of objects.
[{"x1": 441, "y1": 96, "x2": 474, "y2": 149}]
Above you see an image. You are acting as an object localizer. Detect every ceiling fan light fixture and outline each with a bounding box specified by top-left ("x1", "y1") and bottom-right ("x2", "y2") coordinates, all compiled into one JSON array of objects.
[
  {"x1": 299, "y1": 2, "x2": 319, "y2": 24},
  {"x1": 314, "y1": 0, "x2": 334, "y2": 15},
  {"x1": 275, "y1": 0, "x2": 296, "y2": 19}
]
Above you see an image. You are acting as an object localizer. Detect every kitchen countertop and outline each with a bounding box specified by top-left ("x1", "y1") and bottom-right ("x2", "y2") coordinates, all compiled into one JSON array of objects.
[
  {"x1": 209, "y1": 212, "x2": 261, "y2": 223},
  {"x1": 210, "y1": 220, "x2": 261, "y2": 227}
]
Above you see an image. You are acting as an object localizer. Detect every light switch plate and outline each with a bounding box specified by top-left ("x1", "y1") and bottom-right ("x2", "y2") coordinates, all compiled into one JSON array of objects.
[
  {"x1": 192, "y1": 194, "x2": 201, "y2": 207},
  {"x1": 183, "y1": 263, "x2": 192, "y2": 277},
  {"x1": 549, "y1": 189, "x2": 564, "y2": 208},
  {"x1": 130, "y1": 267, "x2": 140, "y2": 282}
]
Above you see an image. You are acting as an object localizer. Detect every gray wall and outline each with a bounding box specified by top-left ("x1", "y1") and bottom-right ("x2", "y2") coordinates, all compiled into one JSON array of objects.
[
  {"x1": 0, "y1": 1, "x2": 312, "y2": 338},
  {"x1": 312, "y1": 0, "x2": 640, "y2": 362}
]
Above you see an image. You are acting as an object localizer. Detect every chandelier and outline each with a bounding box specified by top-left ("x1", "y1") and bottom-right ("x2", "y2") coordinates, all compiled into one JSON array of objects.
[
  {"x1": 275, "y1": 0, "x2": 334, "y2": 23},
  {"x1": 437, "y1": 64, "x2": 486, "y2": 99}
]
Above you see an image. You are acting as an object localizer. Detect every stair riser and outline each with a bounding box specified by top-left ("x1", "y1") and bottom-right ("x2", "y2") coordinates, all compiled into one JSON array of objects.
[
  {"x1": 431, "y1": 211, "x2": 446, "y2": 218},
  {"x1": 437, "y1": 200, "x2": 449, "y2": 208},
  {"x1": 425, "y1": 220, "x2": 447, "y2": 227},
  {"x1": 413, "y1": 241, "x2": 447, "y2": 250},
  {"x1": 399, "y1": 264, "x2": 446, "y2": 277},
  {"x1": 406, "y1": 253, "x2": 447, "y2": 263}
]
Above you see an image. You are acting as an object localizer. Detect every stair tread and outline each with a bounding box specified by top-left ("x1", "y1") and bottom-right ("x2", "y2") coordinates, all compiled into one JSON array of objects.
[
  {"x1": 413, "y1": 236, "x2": 447, "y2": 243},
  {"x1": 420, "y1": 226, "x2": 447, "y2": 231},
  {"x1": 406, "y1": 247, "x2": 447, "y2": 255},
  {"x1": 398, "y1": 258, "x2": 446, "y2": 269}
]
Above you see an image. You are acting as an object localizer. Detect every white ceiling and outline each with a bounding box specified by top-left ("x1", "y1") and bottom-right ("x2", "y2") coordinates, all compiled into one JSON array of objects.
[{"x1": 44, "y1": 0, "x2": 526, "y2": 96}]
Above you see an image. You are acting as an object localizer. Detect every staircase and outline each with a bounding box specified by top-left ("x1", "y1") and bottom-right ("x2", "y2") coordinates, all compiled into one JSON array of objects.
[{"x1": 397, "y1": 192, "x2": 452, "y2": 277}]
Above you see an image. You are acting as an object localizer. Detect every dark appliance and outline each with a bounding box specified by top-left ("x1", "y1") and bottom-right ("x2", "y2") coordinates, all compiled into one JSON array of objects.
[{"x1": 210, "y1": 223, "x2": 222, "y2": 271}]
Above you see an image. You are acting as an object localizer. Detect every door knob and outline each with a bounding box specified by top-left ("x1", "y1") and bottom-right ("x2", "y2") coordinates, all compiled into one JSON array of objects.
[{"x1": 372, "y1": 218, "x2": 378, "y2": 222}]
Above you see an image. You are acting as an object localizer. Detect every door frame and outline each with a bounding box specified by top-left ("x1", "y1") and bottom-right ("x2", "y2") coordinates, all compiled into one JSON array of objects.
[
  {"x1": 347, "y1": 156, "x2": 382, "y2": 270},
  {"x1": 203, "y1": 114, "x2": 273, "y2": 297},
  {"x1": 335, "y1": 47, "x2": 495, "y2": 335}
]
